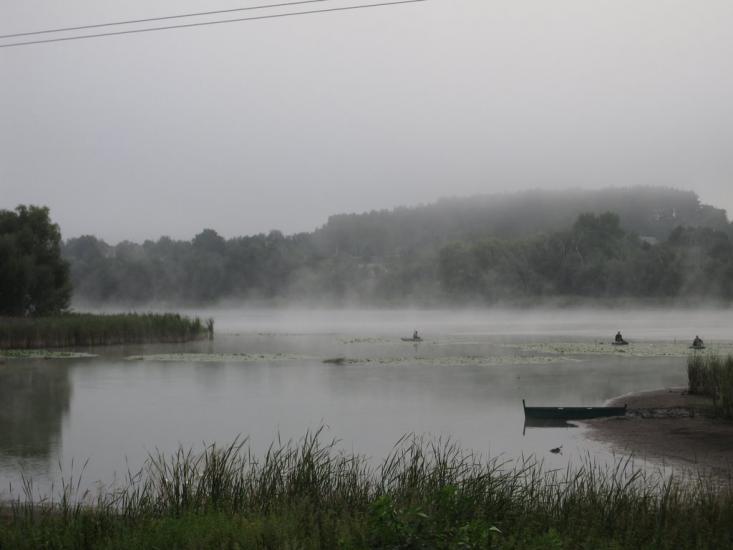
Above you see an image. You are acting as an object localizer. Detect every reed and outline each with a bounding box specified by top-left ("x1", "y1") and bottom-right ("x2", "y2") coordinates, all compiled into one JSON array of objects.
[
  {"x1": 688, "y1": 353, "x2": 733, "y2": 419},
  {"x1": 0, "y1": 313, "x2": 206, "y2": 350},
  {"x1": 2, "y1": 431, "x2": 732, "y2": 549}
]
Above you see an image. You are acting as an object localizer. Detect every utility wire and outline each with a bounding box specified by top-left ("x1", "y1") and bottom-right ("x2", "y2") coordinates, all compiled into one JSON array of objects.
[
  {"x1": 0, "y1": 0, "x2": 331, "y2": 40},
  {"x1": 0, "y1": 0, "x2": 426, "y2": 49}
]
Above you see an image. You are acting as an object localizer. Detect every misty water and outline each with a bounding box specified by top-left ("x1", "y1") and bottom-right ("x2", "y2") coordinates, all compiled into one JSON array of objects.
[{"x1": 2, "y1": 308, "x2": 730, "y2": 501}]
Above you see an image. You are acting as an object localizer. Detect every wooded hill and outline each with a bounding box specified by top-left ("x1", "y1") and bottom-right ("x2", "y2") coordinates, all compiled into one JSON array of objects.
[{"x1": 61, "y1": 187, "x2": 733, "y2": 306}]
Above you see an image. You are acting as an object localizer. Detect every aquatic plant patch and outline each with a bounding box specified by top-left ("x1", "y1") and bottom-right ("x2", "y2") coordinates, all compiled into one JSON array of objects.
[
  {"x1": 323, "y1": 355, "x2": 568, "y2": 367},
  {"x1": 0, "y1": 350, "x2": 97, "y2": 359},
  {"x1": 126, "y1": 352, "x2": 313, "y2": 363},
  {"x1": 0, "y1": 313, "x2": 208, "y2": 349},
  {"x1": 338, "y1": 337, "x2": 392, "y2": 344},
  {"x1": 509, "y1": 341, "x2": 733, "y2": 358}
]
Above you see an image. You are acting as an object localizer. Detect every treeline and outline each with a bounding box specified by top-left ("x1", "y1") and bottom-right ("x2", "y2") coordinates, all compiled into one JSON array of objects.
[
  {"x1": 312, "y1": 186, "x2": 731, "y2": 258},
  {"x1": 440, "y1": 214, "x2": 733, "y2": 303},
  {"x1": 61, "y1": 187, "x2": 733, "y2": 306},
  {"x1": 0, "y1": 205, "x2": 71, "y2": 315}
]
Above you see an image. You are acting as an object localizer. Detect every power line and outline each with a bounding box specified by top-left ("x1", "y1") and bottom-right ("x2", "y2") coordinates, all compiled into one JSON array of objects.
[
  {"x1": 0, "y1": 0, "x2": 426, "y2": 49},
  {"x1": 0, "y1": 0, "x2": 331, "y2": 40}
]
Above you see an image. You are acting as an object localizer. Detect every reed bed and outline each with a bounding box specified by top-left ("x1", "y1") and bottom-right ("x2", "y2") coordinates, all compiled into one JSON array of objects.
[
  {"x1": 688, "y1": 353, "x2": 733, "y2": 419},
  {"x1": 2, "y1": 430, "x2": 732, "y2": 549},
  {"x1": 0, "y1": 313, "x2": 207, "y2": 350}
]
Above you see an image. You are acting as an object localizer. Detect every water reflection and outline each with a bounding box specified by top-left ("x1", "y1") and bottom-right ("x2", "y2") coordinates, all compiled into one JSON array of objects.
[
  {"x1": 522, "y1": 418, "x2": 579, "y2": 435},
  {"x1": 2, "y1": 307, "x2": 724, "y2": 499},
  {"x1": 0, "y1": 361, "x2": 71, "y2": 461}
]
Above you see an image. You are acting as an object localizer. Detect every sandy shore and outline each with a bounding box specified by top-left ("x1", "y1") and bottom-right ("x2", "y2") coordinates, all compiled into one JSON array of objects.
[{"x1": 586, "y1": 388, "x2": 733, "y2": 476}]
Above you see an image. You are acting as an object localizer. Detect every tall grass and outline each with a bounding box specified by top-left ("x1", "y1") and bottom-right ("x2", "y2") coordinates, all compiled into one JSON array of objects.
[
  {"x1": 688, "y1": 353, "x2": 733, "y2": 419},
  {"x1": 2, "y1": 431, "x2": 732, "y2": 548},
  {"x1": 0, "y1": 313, "x2": 206, "y2": 349}
]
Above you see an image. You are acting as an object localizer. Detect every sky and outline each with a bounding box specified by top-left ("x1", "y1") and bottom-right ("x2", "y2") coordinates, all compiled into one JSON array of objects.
[{"x1": 2, "y1": 0, "x2": 733, "y2": 243}]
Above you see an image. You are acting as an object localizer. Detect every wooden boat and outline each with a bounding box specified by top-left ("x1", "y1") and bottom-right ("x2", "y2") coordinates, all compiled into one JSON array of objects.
[
  {"x1": 401, "y1": 337, "x2": 423, "y2": 342},
  {"x1": 689, "y1": 345, "x2": 706, "y2": 350},
  {"x1": 612, "y1": 340, "x2": 629, "y2": 346},
  {"x1": 522, "y1": 399, "x2": 627, "y2": 420}
]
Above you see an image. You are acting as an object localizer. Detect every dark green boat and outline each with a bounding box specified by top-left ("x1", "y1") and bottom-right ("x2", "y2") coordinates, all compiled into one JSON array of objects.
[{"x1": 522, "y1": 399, "x2": 627, "y2": 420}]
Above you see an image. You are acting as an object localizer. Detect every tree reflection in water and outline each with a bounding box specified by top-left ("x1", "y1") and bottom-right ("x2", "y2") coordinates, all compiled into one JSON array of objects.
[{"x1": 0, "y1": 361, "x2": 71, "y2": 461}]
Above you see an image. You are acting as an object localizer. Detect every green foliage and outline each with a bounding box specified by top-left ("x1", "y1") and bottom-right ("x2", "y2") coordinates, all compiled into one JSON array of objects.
[
  {"x1": 0, "y1": 205, "x2": 71, "y2": 316},
  {"x1": 60, "y1": 188, "x2": 733, "y2": 306},
  {"x1": 688, "y1": 353, "x2": 733, "y2": 419},
  {"x1": 0, "y1": 313, "x2": 205, "y2": 349},
  {"x1": 1, "y1": 433, "x2": 733, "y2": 549}
]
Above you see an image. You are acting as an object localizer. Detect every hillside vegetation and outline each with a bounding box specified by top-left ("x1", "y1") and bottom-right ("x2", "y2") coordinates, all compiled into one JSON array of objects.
[{"x1": 61, "y1": 187, "x2": 733, "y2": 306}]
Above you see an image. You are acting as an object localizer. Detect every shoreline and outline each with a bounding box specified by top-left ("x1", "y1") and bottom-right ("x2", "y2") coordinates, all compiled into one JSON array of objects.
[{"x1": 587, "y1": 387, "x2": 733, "y2": 476}]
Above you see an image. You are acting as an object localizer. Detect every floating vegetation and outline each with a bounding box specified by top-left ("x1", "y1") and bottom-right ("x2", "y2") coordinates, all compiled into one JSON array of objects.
[
  {"x1": 0, "y1": 313, "x2": 207, "y2": 350},
  {"x1": 0, "y1": 350, "x2": 97, "y2": 360},
  {"x1": 126, "y1": 352, "x2": 311, "y2": 363},
  {"x1": 509, "y1": 341, "x2": 733, "y2": 358},
  {"x1": 338, "y1": 337, "x2": 391, "y2": 344},
  {"x1": 322, "y1": 355, "x2": 566, "y2": 367}
]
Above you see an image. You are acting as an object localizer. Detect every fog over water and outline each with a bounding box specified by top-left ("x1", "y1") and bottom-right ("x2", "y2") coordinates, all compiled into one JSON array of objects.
[
  {"x1": 2, "y1": 1, "x2": 733, "y2": 241},
  {"x1": 3, "y1": 0, "x2": 733, "y2": 510},
  {"x1": 1, "y1": 308, "x2": 728, "y2": 500}
]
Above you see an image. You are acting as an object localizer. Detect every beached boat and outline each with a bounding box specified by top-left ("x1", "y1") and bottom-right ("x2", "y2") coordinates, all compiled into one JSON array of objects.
[{"x1": 522, "y1": 399, "x2": 627, "y2": 420}]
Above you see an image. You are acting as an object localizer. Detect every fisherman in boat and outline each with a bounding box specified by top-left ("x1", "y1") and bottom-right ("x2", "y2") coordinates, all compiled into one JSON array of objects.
[
  {"x1": 615, "y1": 331, "x2": 624, "y2": 344},
  {"x1": 413, "y1": 330, "x2": 419, "y2": 340},
  {"x1": 692, "y1": 335, "x2": 704, "y2": 348}
]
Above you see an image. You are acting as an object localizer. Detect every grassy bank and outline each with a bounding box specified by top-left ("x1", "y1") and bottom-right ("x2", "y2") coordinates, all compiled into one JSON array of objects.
[
  {"x1": 688, "y1": 353, "x2": 733, "y2": 419},
  {"x1": 2, "y1": 432, "x2": 732, "y2": 549},
  {"x1": 0, "y1": 313, "x2": 208, "y2": 350}
]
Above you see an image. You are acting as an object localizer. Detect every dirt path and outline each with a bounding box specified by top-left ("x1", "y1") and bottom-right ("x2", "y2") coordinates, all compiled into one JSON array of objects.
[{"x1": 586, "y1": 388, "x2": 733, "y2": 476}]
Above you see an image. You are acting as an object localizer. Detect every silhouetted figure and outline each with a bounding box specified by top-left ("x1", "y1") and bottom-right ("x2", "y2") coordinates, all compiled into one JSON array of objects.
[
  {"x1": 413, "y1": 330, "x2": 419, "y2": 340},
  {"x1": 692, "y1": 335, "x2": 704, "y2": 348},
  {"x1": 615, "y1": 331, "x2": 624, "y2": 343}
]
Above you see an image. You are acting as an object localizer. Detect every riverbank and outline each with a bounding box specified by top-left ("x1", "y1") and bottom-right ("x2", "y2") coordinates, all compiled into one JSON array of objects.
[
  {"x1": 587, "y1": 388, "x2": 733, "y2": 476},
  {"x1": 1, "y1": 434, "x2": 732, "y2": 549},
  {"x1": 0, "y1": 313, "x2": 210, "y2": 350}
]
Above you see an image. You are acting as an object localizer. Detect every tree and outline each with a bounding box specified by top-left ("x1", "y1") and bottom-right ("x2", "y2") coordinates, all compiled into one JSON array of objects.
[{"x1": 0, "y1": 205, "x2": 71, "y2": 316}]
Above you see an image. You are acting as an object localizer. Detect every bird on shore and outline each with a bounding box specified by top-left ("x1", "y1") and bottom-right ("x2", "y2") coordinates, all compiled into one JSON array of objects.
[{"x1": 550, "y1": 445, "x2": 562, "y2": 454}]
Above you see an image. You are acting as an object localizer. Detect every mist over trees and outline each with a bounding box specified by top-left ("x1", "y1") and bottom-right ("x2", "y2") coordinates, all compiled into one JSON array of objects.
[
  {"x1": 0, "y1": 205, "x2": 71, "y2": 316},
  {"x1": 60, "y1": 187, "x2": 733, "y2": 307}
]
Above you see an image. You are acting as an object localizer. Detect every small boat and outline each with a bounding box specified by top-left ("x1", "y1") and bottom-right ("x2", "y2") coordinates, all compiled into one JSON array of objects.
[
  {"x1": 612, "y1": 340, "x2": 629, "y2": 346},
  {"x1": 401, "y1": 337, "x2": 423, "y2": 342},
  {"x1": 689, "y1": 345, "x2": 706, "y2": 350},
  {"x1": 522, "y1": 399, "x2": 627, "y2": 420}
]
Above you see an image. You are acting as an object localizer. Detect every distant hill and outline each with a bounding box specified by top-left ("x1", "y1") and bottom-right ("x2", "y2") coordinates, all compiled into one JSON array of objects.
[
  {"x1": 61, "y1": 186, "x2": 733, "y2": 306},
  {"x1": 312, "y1": 187, "x2": 730, "y2": 258}
]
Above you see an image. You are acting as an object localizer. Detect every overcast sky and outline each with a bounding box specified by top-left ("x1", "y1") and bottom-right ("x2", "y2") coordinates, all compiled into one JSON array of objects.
[{"x1": 2, "y1": 0, "x2": 733, "y2": 243}]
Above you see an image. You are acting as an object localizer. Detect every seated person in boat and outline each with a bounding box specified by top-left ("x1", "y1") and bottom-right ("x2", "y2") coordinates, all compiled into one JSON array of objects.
[
  {"x1": 692, "y1": 335, "x2": 704, "y2": 348},
  {"x1": 615, "y1": 331, "x2": 624, "y2": 343},
  {"x1": 413, "y1": 330, "x2": 419, "y2": 340}
]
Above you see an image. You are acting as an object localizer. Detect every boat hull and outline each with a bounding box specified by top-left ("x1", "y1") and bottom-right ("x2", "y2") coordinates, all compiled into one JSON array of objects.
[{"x1": 522, "y1": 400, "x2": 627, "y2": 420}]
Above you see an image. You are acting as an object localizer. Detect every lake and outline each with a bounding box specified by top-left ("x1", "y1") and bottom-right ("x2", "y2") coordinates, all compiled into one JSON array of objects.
[{"x1": 1, "y1": 308, "x2": 730, "y2": 501}]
